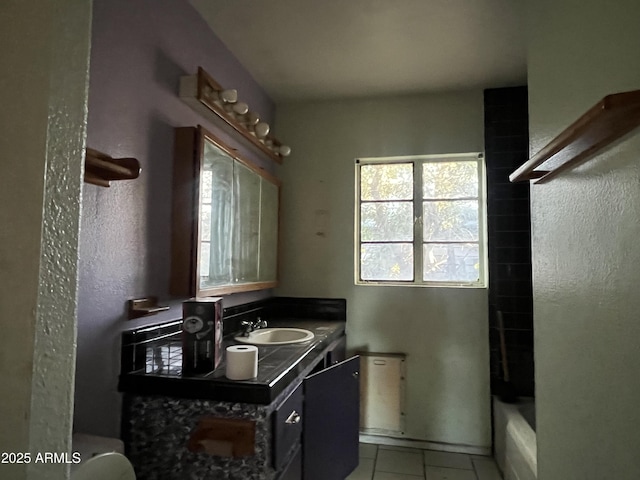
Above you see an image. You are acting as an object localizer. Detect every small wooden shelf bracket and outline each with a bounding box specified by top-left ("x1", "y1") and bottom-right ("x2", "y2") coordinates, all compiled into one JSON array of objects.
[
  {"x1": 85, "y1": 148, "x2": 141, "y2": 187},
  {"x1": 127, "y1": 297, "x2": 170, "y2": 320},
  {"x1": 510, "y1": 89, "x2": 640, "y2": 184}
]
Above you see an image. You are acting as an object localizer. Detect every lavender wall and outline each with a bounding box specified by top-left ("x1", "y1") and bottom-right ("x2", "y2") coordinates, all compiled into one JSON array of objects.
[{"x1": 75, "y1": 0, "x2": 277, "y2": 437}]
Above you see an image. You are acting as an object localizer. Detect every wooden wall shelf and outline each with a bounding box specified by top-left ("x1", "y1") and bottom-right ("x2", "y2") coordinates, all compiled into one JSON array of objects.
[
  {"x1": 127, "y1": 297, "x2": 170, "y2": 320},
  {"x1": 510, "y1": 89, "x2": 640, "y2": 184},
  {"x1": 179, "y1": 67, "x2": 288, "y2": 164},
  {"x1": 85, "y1": 148, "x2": 141, "y2": 187}
]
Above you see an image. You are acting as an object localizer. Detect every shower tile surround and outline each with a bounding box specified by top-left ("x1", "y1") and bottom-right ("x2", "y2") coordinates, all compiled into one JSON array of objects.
[
  {"x1": 484, "y1": 87, "x2": 535, "y2": 397},
  {"x1": 119, "y1": 297, "x2": 347, "y2": 479}
]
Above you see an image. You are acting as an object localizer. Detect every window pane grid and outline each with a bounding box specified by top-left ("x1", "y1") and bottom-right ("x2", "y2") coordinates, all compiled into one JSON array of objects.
[
  {"x1": 360, "y1": 200, "x2": 413, "y2": 242},
  {"x1": 423, "y1": 242, "x2": 480, "y2": 283},
  {"x1": 356, "y1": 155, "x2": 485, "y2": 287},
  {"x1": 360, "y1": 163, "x2": 413, "y2": 201},
  {"x1": 423, "y1": 197, "x2": 478, "y2": 201},
  {"x1": 362, "y1": 241, "x2": 416, "y2": 244},
  {"x1": 422, "y1": 241, "x2": 480, "y2": 245},
  {"x1": 360, "y1": 242, "x2": 414, "y2": 281},
  {"x1": 423, "y1": 199, "x2": 479, "y2": 242},
  {"x1": 422, "y1": 160, "x2": 478, "y2": 198}
]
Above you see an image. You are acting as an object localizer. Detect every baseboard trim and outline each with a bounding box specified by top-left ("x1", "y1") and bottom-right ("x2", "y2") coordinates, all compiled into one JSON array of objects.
[{"x1": 359, "y1": 433, "x2": 491, "y2": 456}]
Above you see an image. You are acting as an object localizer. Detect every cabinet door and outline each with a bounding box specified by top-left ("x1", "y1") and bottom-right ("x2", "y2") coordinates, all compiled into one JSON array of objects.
[{"x1": 303, "y1": 356, "x2": 360, "y2": 480}]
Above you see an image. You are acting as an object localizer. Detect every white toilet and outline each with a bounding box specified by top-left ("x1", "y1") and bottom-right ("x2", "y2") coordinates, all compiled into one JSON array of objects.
[{"x1": 71, "y1": 433, "x2": 136, "y2": 480}]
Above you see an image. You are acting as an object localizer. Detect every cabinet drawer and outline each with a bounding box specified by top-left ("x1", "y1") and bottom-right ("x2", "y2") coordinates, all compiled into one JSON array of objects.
[{"x1": 272, "y1": 383, "x2": 303, "y2": 471}]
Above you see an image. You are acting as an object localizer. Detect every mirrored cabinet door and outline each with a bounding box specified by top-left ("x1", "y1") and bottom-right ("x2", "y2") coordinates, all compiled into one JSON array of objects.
[{"x1": 171, "y1": 126, "x2": 280, "y2": 297}]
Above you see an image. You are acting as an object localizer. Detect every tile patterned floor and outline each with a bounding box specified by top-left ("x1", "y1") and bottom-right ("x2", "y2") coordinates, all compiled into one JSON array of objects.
[{"x1": 346, "y1": 443, "x2": 503, "y2": 480}]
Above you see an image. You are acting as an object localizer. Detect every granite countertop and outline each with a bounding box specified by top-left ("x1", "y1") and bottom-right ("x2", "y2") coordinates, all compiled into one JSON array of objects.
[{"x1": 119, "y1": 319, "x2": 346, "y2": 404}]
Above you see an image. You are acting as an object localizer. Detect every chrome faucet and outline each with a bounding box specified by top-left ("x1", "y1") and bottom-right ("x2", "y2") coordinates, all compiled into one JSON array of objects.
[{"x1": 240, "y1": 317, "x2": 267, "y2": 336}]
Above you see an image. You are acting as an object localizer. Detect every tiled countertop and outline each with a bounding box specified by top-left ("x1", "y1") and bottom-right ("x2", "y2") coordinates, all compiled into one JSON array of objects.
[{"x1": 118, "y1": 318, "x2": 346, "y2": 404}]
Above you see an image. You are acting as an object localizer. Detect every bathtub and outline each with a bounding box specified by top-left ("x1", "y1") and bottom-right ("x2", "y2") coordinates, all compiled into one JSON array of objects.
[{"x1": 493, "y1": 397, "x2": 537, "y2": 480}]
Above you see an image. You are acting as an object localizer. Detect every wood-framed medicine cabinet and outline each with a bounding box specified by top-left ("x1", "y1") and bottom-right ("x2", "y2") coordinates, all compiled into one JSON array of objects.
[{"x1": 170, "y1": 126, "x2": 280, "y2": 297}]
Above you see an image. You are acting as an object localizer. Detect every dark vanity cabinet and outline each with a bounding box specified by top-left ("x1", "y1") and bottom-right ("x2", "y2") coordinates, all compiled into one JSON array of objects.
[
  {"x1": 120, "y1": 314, "x2": 357, "y2": 480},
  {"x1": 273, "y1": 353, "x2": 360, "y2": 480}
]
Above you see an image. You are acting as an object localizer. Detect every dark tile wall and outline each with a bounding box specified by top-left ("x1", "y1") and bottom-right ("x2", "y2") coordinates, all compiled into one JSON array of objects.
[{"x1": 484, "y1": 86, "x2": 535, "y2": 397}]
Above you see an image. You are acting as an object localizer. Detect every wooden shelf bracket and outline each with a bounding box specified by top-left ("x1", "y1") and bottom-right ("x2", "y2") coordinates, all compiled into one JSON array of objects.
[
  {"x1": 84, "y1": 148, "x2": 141, "y2": 187},
  {"x1": 510, "y1": 89, "x2": 640, "y2": 184},
  {"x1": 127, "y1": 297, "x2": 170, "y2": 320}
]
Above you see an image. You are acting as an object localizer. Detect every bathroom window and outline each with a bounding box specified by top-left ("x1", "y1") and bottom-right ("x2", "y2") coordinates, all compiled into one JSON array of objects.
[{"x1": 355, "y1": 154, "x2": 487, "y2": 287}]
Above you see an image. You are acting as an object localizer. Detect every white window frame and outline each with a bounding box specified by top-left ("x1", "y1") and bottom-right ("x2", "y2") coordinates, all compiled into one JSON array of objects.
[{"x1": 354, "y1": 153, "x2": 487, "y2": 288}]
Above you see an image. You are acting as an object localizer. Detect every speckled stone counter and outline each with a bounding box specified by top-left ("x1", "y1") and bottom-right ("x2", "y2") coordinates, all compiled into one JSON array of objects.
[
  {"x1": 120, "y1": 313, "x2": 346, "y2": 480},
  {"x1": 125, "y1": 395, "x2": 276, "y2": 480}
]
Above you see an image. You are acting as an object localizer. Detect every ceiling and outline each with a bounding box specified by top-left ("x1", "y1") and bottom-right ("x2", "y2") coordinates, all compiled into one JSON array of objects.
[{"x1": 190, "y1": 0, "x2": 527, "y2": 102}]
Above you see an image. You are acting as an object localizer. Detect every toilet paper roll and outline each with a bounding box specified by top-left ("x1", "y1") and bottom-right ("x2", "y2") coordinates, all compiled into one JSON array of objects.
[{"x1": 226, "y1": 345, "x2": 258, "y2": 380}]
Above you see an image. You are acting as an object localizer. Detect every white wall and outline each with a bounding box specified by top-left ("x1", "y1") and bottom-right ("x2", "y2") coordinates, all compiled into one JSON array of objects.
[
  {"x1": 276, "y1": 92, "x2": 491, "y2": 448},
  {"x1": 526, "y1": 0, "x2": 640, "y2": 478},
  {"x1": 0, "y1": 1, "x2": 91, "y2": 479}
]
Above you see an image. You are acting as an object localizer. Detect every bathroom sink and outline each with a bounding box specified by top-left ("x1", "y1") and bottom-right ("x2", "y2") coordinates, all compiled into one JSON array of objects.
[{"x1": 234, "y1": 328, "x2": 314, "y2": 346}]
